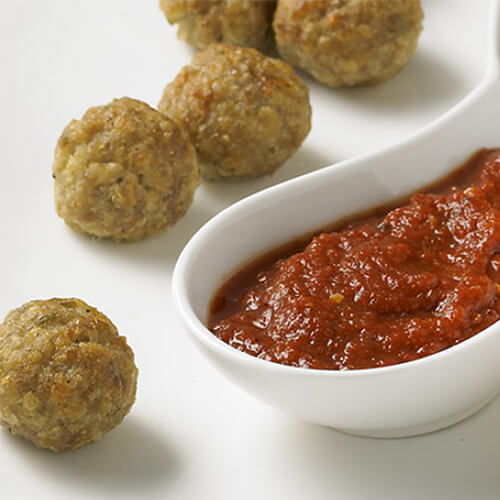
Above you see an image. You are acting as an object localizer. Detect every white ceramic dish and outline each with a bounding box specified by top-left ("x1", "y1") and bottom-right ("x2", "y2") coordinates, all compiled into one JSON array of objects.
[{"x1": 175, "y1": 2, "x2": 500, "y2": 438}]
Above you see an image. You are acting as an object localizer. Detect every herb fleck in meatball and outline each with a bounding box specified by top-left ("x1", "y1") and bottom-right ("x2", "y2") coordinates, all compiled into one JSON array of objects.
[
  {"x1": 53, "y1": 97, "x2": 200, "y2": 241},
  {"x1": 159, "y1": 44, "x2": 311, "y2": 181},
  {"x1": 160, "y1": 0, "x2": 276, "y2": 50},
  {"x1": 273, "y1": 0, "x2": 423, "y2": 87},
  {"x1": 0, "y1": 298, "x2": 138, "y2": 452}
]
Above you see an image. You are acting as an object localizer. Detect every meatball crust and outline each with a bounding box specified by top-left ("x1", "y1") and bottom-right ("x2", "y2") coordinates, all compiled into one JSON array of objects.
[
  {"x1": 273, "y1": 0, "x2": 423, "y2": 87},
  {"x1": 159, "y1": 44, "x2": 311, "y2": 181},
  {"x1": 53, "y1": 97, "x2": 200, "y2": 241},
  {"x1": 160, "y1": 0, "x2": 276, "y2": 50},
  {"x1": 0, "y1": 298, "x2": 138, "y2": 452}
]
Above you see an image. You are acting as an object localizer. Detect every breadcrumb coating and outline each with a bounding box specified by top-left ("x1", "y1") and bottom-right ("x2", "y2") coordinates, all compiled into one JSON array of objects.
[
  {"x1": 53, "y1": 97, "x2": 200, "y2": 241},
  {"x1": 160, "y1": 0, "x2": 276, "y2": 50},
  {"x1": 274, "y1": 0, "x2": 423, "y2": 87},
  {"x1": 0, "y1": 298, "x2": 138, "y2": 452},
  {"x1": 159, "y1": 44, "x2": 311, "y2": 180}
]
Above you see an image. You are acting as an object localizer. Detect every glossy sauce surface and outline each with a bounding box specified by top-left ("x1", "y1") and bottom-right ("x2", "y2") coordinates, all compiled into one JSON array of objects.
[{"x1": 210, "y1": 149, "x2": 500, "y2": 370}]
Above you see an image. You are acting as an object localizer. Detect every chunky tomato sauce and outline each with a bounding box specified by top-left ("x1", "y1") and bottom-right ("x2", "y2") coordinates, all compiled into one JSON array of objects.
[{"x1": 209, "y1": 149, "x2": 500, "y2": 370}]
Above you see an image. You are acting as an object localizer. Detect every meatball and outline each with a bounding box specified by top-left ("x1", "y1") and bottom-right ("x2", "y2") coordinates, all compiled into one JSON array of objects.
[
  {"x1": 158, "y1": 44, "x2": 311, "y2": 181},
  {"x1": 273, "y1": 0, "x2": 423, "y2": 87},
  {"x1": 160, "y1": 0, "x2": 276, "y2": 51},
  {"x1": 0, "y1": 298, "x2": 138, "y2": 452},
  {"x1": 53, "y1": 97, "x2": 200, "y2": 242}
]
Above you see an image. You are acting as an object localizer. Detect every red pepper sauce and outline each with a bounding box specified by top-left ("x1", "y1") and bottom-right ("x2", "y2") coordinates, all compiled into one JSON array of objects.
[{"x1": 209, "y1": 149, "x2": 500, "y2": 370}]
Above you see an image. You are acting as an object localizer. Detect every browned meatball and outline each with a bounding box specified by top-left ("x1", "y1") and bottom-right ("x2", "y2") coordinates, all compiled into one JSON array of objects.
[
  {"x1": 159, "y1": 44, "x2": 311, "y2": 181},
  {"x1": 273, "y1": 0, "x2": 423, "y2": 87},
  {"x1": 0, "y1": 298, "x2": 138, "y2": 452},
  {"x1": 53, "y1": 97, "x2": 200, "y2": 242},
  {"x1": 160, "y1": 0, "x2": 276, "y2": 50}
]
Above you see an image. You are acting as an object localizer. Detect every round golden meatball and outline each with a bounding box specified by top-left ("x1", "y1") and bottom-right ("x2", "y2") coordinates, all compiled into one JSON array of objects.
[
  {"x1": 158, "y1": 44, "x2": 311, "y2": 181},
  {"x1": 0, "y1": 298, "x2": 138, "y2": 452},
  {"x1": 160, "y1": 0, "x2": 276, "y2": 50},
  {"x1": 273, "y1": 0, "x2": 423, "y2": 87},
  {"x1": 53, "y1": 97, "x2": 200, "y2": 242}
]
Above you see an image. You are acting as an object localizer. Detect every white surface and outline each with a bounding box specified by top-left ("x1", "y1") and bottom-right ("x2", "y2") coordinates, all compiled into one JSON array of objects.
[{"x1": 0, "y1": 0, "x2": 497, "y2": 498}]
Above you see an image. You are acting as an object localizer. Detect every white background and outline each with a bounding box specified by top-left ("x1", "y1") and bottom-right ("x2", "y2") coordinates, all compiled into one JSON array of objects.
[{"x1": 0, "y1": 0, "x2": 498, "y2": 498}]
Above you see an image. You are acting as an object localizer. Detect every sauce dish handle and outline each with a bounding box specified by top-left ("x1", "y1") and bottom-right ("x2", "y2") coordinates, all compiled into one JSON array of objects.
[{"x1": 486, "y1": 0, "x2": 500, "y2": 82}]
